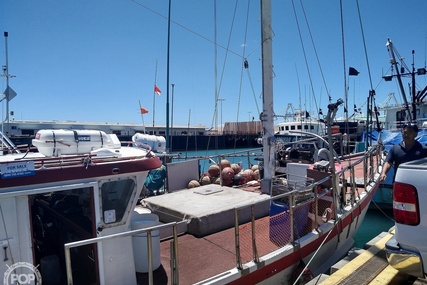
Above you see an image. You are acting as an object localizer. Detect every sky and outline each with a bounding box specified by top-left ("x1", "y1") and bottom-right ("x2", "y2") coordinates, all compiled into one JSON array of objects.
[{"x1": 1, "y1": 0, "x2": 427, "y2": 129}]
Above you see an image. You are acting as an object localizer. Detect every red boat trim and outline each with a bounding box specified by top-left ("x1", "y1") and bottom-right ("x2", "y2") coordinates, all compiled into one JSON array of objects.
[
  {"x1": 228, "y1": 180, "x2": 380, "y2": 285},
  {"x1": 0, "y1": 156, "x2": 162, "y2": 189}
]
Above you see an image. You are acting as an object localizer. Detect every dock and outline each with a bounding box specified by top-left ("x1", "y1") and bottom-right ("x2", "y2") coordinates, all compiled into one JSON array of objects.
[{"x1": 308, "y1": 228, "x2": 427, "y2": 285}]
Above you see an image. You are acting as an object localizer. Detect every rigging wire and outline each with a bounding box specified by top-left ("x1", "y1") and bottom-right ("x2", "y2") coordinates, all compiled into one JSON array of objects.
[
  {"x1": 244, "y1": 59, "x2": 261, "y2": 116},
  {"x1": 297, "y1": 0, "x2": 332, "y2": 106},
  {"x1": 236, "y1": 0, "x2": 261, "y2": 126},
  {"x1": 291, "y1": 0, "x2": 319, "y2": 119},
  {"x1": 356, "y1": 0, "x2": 382, "y2": 134},
  {"x1": 339, "y1": 0, "x2": 351, "y2": 147},
  {"x1": 235, "y1": 0, "x2": 260, "y2": 149},
  {"x1": 207, "y1": 0, "x2": 240, "y2": 153},
  {"x1": 213, "y1": 0, "x2": 218, "y2": 151},
  {"x1": 133, "y1": 0, "x2": 261, "y2": 149},
  {"x1": 236, "y1": 0, "x2": 248, "y2": 126},
  {"x1": 130, "y1": 0, "x2": 244, "y2": 59}
]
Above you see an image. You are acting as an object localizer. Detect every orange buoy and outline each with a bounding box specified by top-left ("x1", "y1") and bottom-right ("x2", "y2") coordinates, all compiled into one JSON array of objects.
[
  {"x1": 221, "y1": 167, "x2": 235, "y2": 181},
  {"x1": 231, "y1": 163, "x2": 242, "y2": 174},
  {"x1": 187, "y1": 180, "x2": 200, "y2": 188},
  {"x1": 208, "y1": 164, "x2": 220, "y2": 177},
  {"x1": 200, "y1": 176, "x2": 211, "y2": 185},
  {"x1": 242, "y1": 169, "x2": 254, "y2": 182},
  {"x1": 220, "y1": 159, "x2": 231, "y2": 169}
]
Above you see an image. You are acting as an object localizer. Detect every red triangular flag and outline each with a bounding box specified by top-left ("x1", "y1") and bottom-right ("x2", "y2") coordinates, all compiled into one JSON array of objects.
[
  {"x1": 140, "y1": 107, "x2": 149, "y2": 114},
  {"x1": 154, "y1": 85, "x2": 161, "y2": 96}
]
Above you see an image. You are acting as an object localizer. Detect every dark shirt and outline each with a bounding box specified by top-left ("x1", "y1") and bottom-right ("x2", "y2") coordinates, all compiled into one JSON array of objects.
[{"x1": 385, "y1": 141, "x2": 427, "y2": 175}]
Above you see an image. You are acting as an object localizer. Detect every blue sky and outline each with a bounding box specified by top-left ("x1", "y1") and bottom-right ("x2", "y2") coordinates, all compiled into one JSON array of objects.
[{"x1": 1, "y1": 0, "x2": 427, "y2": 129}]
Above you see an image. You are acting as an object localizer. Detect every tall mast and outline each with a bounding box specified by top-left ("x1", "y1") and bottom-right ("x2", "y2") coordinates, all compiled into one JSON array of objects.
[
  {"x1": 260, "y1": 0, "x2": 275, "y2": 195},
  {"x1": 153, "y1": 60, "x2": 158, "y2": 128},
  {"x1": 386, "y1": 39, "x2": 412, "y2": 121},
  {"x1": 165, "y1": 0, "x2": 171, "y2": 151}
]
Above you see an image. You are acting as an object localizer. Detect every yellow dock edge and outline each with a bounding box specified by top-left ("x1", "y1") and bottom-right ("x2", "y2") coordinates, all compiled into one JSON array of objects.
[{"x1": 320, "y1": 229, "x2": 399, "y2": 285}]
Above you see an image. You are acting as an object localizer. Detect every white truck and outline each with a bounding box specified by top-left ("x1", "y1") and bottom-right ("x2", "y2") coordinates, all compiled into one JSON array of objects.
[{"x1": 385, "y1": 157, "x2": 427, "y2": 278}]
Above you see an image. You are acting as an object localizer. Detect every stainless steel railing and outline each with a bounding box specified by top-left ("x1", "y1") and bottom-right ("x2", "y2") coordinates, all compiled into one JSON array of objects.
[{"x1": 64, "y1": 221, "x2": 178, "y2": 285}]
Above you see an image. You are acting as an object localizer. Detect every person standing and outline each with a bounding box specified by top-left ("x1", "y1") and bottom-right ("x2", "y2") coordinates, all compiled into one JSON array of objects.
[{"x1": 380, "y1": 123, "x2": 427, "y2": 182}]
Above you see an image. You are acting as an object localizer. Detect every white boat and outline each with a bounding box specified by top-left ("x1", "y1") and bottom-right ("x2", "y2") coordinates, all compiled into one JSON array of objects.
[
  {"x1": 0, "y1": 1, "x2": 383, "y2": 284},
  {"x1": 275, "y1": 109, "x2": 326, "y2": 136},
  {"x1": 0, "y1": 130, "x2": 163, "y2": 284}
]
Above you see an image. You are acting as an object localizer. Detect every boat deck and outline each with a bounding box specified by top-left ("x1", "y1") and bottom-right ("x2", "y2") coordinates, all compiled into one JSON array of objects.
[
  {"x1": 138, "y1": 184, "x2": 272, "y2": 284},
  {"x1": 137, "y1": 153, "x2": 381, "y2": 284}
]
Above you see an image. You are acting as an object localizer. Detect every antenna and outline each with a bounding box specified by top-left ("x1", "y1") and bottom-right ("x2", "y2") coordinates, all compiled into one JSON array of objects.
[{"x1": 1, "y1": 32, "x2": 17, "y2": 135}]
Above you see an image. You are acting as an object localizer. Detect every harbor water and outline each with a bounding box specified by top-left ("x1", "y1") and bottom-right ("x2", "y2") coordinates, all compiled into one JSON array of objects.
[
  {"x1": 354, "y1": 208, "x2": 395, "y2": 248},
  {"x1": 171, "y1": 147, "x2": 262, "y2": 174},
  {"x1": 171, "y1": 147, "x2": 395, "y2": 249}
]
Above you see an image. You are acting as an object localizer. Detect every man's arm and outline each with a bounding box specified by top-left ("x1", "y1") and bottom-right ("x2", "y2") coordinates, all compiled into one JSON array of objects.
[{"x1": 380, "y1": 161, "x2": 392, "y2": 182}]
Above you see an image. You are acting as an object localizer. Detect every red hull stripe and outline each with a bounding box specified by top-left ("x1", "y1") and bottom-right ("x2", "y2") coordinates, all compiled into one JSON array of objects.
[{"x1": 229, "y1": 181, "x2": 379, "y2": 285}]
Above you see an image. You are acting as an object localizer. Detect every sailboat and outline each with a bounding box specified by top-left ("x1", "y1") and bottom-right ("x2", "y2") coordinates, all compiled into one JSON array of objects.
[{"x1": 0, "y1": 1, "x2": 383, "y2": 284}]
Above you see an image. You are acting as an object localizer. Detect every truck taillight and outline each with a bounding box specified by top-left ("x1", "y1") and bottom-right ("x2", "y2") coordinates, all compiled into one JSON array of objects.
[{"x1": 393, "y1": 182, "x2": 419, "y2": 225}]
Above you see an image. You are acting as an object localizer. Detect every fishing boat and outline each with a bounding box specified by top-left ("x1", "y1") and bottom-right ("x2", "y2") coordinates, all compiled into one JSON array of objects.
[
  {"x1": 0, "y1": 2, "x2": 383, "y2": 285},
  {"x1": 275, "y1": 108, "x2": 326, "y2": 136},
  {"x1": 366, "y1": 38, "x2": 427, "y2": 209}
]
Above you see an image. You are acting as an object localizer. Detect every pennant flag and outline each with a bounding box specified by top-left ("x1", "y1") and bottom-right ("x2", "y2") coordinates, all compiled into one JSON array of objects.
[
  {"x1": 349, "y1": 67, "x2": 359, "y2": 76},
  {"x1": 140, "y1": 107, "x2": 149, "y2": 114},
  {"x1": 154, "y1": 85, "x2": 161, "y2": 96}
]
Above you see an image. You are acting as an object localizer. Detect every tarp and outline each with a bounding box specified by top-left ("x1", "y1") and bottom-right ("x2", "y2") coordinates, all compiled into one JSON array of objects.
[{"x1": 362, "y1": 129, "x2": 427, "y2": 152}]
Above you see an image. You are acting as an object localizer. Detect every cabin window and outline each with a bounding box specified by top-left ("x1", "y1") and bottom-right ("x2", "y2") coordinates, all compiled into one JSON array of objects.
[
  {"x1": 291, "y1": 126, "x2": 295, "y2": 130},
  {"x1": 297, "y1": 125, "x2": 302, "y2": 130},
  {"x1": 21, "y1": 129, "x2": 35, "y2": 136},
  {"x1": 396, "y1": 110, "x2": 405, "y2": 122},
  {"x1": 100, "y1": 179, "x2": 135, "y2": 224},
  {"x1": 310, "y1": 126, "x2": 314, "y2": 130}
]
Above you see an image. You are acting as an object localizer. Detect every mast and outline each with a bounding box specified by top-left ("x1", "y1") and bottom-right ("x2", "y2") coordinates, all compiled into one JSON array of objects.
[
  {"x1": 384, "y1": 39, "x2": 427, "y2": 122},
  {"x1": 386, "y1": 39, "x2": 412, "y2": 121},
  {"x1": 3, "y1": 32, "x2": 10, "y2": 134},
  {"x1": 152, "y1": 60, "x2": 158, "y2": 128},
  {"x1": 165, "y1": 0, "x2": 171, "y2": 151},
  {"x1": 260, "y1": 0, "x2": 275, "y2": 195}
]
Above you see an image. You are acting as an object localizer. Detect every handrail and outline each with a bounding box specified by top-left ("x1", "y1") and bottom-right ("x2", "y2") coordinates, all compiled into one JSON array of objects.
[
  {"x1": 0, "y1": 130, "x2": 21, "y2": 153},
  {"x1": 232, "y1": 144, "x2": 382, "y2": 269},
  {"x1": 64, "y1": 221, "x2": 177, "y2": 285}
]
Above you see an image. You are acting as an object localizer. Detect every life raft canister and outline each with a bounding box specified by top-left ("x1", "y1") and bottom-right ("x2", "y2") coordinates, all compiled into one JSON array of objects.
[
  {"x1": 132, "y1": 133, "x2": 166, "y2": 153},
  {"x1": 32, "y1": 129, "x2": 118, "y2": 156}
]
